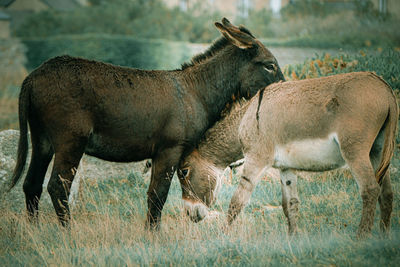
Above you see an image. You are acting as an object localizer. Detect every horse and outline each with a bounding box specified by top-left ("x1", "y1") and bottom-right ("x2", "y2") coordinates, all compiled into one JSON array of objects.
[
  {"x1": 178, "y1": 72, "x2": 398, "y2": 237},
  {"x1": 8, "y1": 18, "x2": 284, "y2": 229}
]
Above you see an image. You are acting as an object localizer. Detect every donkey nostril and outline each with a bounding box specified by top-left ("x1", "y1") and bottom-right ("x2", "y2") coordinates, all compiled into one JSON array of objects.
[
  {"x1": 186, "y1": 209, "x2": 190, "y2": 217},
  {"x1": 189, "y1": 210, "x2": 201, "y2": 223}
]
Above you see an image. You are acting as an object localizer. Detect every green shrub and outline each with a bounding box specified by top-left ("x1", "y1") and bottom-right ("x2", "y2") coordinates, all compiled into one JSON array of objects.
[
  {"x1": 284, "y1": 48, "x2": 400, "y2": 91},
  {"x1": 22, "y1": 34, "x2": 195, "y2": 70}
]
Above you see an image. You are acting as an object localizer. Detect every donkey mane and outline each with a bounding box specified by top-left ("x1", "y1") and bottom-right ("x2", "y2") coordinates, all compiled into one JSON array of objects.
[
  {"x1": 197, "y1": 98, "x2": 250, "y2": 148},
  {"x1": 220, "y1": 97, "x2": 249, "y2": 117},
  {"x1": 181, "y1": 37, "x2": 229, "y2": 70}
]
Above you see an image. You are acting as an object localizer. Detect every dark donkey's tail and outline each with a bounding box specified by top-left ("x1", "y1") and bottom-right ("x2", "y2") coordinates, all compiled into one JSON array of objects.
[{"x1": 8, "y1": 77, "x2": 31, "y2": 191}]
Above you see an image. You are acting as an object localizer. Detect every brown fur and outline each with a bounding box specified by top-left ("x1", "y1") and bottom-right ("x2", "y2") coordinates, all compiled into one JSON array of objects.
[
  {"x1": 369, "y1": 73, "x2": 399, "y2": 183},
  {"x1": 9, "y1": 18, "x2": 284, "y2": 229},
  {"x1": 179, "y1": 100, "x2": 250, "y2": 205},
  {"x1": 180, "y1": 72, "x2": 398, "y2": 237}
]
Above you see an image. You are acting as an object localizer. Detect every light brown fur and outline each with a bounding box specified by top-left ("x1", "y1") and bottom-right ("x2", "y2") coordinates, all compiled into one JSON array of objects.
[
  {"x1": 179, "y1": 100, "x2": 250, "y2": 212},
  {"x1": 179, "y1": 72, "x2": 398, "y2": 237}
]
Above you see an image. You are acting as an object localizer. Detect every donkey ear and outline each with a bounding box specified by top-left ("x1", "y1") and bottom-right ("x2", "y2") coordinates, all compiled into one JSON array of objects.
[
  {"x1": 215, "y1": 22, "x2": 254, "y2": 49},
  {"x1": 221, "y1": 17, "x2": 234, "y2": 28}
]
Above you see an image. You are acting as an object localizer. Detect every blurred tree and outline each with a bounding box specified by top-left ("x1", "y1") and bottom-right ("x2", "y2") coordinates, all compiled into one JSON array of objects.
[
  {"x1": 236, "y1": 8, "x2": 274, "y2": 38},
  {"x1": 281, "y1": 0, "x2": 331, "y2": 18},
  {"x1": 87, "y1": 0, "x2": 104, "y2": 5},
  {"x1": 15, "y1": 0, "x2": 221, "y2": 43},
  {"x1": 354, "y1": 0, "x2": 383, "y2": 19}
]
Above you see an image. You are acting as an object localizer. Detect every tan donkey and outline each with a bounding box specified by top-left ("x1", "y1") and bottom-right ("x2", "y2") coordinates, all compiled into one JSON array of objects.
[{"x1": 178, "y1": 72, "x2": 398, "y2": 237}]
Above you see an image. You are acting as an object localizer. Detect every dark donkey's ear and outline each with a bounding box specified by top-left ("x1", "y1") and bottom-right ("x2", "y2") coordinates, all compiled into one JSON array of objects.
[{"x1": 215, "y1": 18, "x2": 255, "y2": 49}]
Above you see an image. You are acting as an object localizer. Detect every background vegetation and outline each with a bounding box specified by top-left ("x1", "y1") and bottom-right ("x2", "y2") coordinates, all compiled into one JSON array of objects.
[
  {"x1": 284, "y1": 48, "x2": 400, "y2": 92},
  {"x1": 0, "y1": 0, "x2": 399, "y2": 265},
  {"x1": 0, "y1": 39, "x2": 26, "y2": 130},
  {"x1": 22, "y1": 34, "x2": 196, "y2": 70},
  {"x1": 267, "y1": 0, "x2": 400, "y2": 48},
  {"x1": 15, "y1": 0, "x2": 222, "y2": 43},
  {"x1": 13, "y1": 0, "x2": 400, "y2": 48}
]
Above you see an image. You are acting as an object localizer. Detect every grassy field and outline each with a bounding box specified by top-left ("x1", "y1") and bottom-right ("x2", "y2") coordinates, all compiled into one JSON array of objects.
[
  {"x1": 0, "y1": 45, "x2": 399, "y2": 266},
  {"x1": 0, "y1": 154, "x2": 399, "y2": 266}
]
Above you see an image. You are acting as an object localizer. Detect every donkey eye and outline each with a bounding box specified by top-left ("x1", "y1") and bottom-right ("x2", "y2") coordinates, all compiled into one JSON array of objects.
[
  {"x1": 264, "y1": 64, "x2": 275, "y2": 72},
  {"x1": 180, "y1": 168, "x2": 190, "y2": 178}
]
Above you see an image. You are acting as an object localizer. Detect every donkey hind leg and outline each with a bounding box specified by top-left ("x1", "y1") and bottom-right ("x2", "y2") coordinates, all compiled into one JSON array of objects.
[
  {"x1": 345, "y1": 154, "x2": 380, "y2": 237},
  {"x1": 23, "y1": 136, "x2": 53, "y2": 222},
  {"x1": 378, "y1": 171, "x2": 393, "y2": 233},
  {"x1": 47, "y1": 139, "x2": 86, "y2": 227},
  {"x1": 146, "y1": 146, "x2": 183, "y2": 230},
  {"x1": 370, "y1": 133, "x2": 393, "y2": 234},
  {"x1": 227, "y1": 157, "x2": 265, "y2": 225},
  {"x1": 279, "y1": 170, "x2": 299, "y2": 235}
]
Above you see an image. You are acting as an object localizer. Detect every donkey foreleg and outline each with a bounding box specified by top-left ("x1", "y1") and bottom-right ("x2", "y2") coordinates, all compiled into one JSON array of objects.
[
  {"x1": 227, "y1": 176, "x2": 255, "y2": 224},
  {"x1": 146, "y1": 146, "x2": 183, "y2": 230},
  {"x1": 47, "y1": 142, "x2": 85, "y2": 227},
  {"x1": 227, "y1": 158, "x2": 264, "y2": 225},
  {"x1": 279, "y1": 170, "x2": 299, "y2": 235}
]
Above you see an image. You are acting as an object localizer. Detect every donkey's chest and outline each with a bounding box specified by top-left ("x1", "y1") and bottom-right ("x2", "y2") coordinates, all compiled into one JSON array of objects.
[{"x1": 272, "y1": 133, "x2": 346, "y2": 171}]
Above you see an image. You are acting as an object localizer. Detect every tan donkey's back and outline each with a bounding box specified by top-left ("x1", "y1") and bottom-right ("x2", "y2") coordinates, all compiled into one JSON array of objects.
[{"x1": 179, "y1": 72, "x2": 398, "y2": 238}]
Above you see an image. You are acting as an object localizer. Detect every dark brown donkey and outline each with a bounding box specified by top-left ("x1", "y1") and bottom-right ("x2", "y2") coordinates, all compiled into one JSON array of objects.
[{"x1": 8, "y1": 18, "x2": 284, "y2": 229}]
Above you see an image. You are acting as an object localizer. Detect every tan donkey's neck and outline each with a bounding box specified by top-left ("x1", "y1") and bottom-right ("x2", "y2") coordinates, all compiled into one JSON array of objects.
[{"x1": 196, "y1": 100, "x2": 251, "y2": 169}]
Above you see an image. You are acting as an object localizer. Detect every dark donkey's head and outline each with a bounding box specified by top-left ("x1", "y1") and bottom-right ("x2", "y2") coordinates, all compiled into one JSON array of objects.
[
  {"x1": 182, "y1": 18, "x2": 284, "y2": 102},
  {"x1": 176, "y1": 19, "x2": 283, "y2": 221}
]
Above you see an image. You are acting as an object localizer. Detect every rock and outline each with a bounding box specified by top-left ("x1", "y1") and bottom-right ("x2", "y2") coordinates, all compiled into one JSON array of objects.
[
  {"x1": 0, "y1": 130, "x2": 24, "y2": 209},
  {"x1": 0, "y1": 129, "x2": 151, "y2": 211}
]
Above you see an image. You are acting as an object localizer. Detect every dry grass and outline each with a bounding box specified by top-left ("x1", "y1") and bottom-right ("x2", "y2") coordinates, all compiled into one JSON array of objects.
[{"x1": 1, "y1": 162, "x2": 399, "y2": 266}]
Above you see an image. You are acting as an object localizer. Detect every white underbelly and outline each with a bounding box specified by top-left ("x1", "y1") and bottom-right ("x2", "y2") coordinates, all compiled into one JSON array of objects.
[{"x1": 273, "y1": 133, "x2": 346, "y2": 171}]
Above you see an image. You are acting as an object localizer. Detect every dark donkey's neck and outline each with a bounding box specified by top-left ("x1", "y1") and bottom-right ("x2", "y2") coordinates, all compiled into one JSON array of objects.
[
  {"x1": 178, "y1": 46, "x2": 251, "y2": 124},
  {"x1": 196, "y1": 100, "x2": 251, "y2": 169}
]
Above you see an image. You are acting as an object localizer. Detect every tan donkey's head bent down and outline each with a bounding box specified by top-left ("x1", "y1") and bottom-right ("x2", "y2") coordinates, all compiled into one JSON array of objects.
[{"x1": 179, "y1": 72, "x2": 398, "y2": 237}]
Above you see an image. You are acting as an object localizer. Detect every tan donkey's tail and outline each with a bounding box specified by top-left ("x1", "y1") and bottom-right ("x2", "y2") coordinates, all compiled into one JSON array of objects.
[{"x1": 375, "y1": 84, "x2": 399, "y2": 184}]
